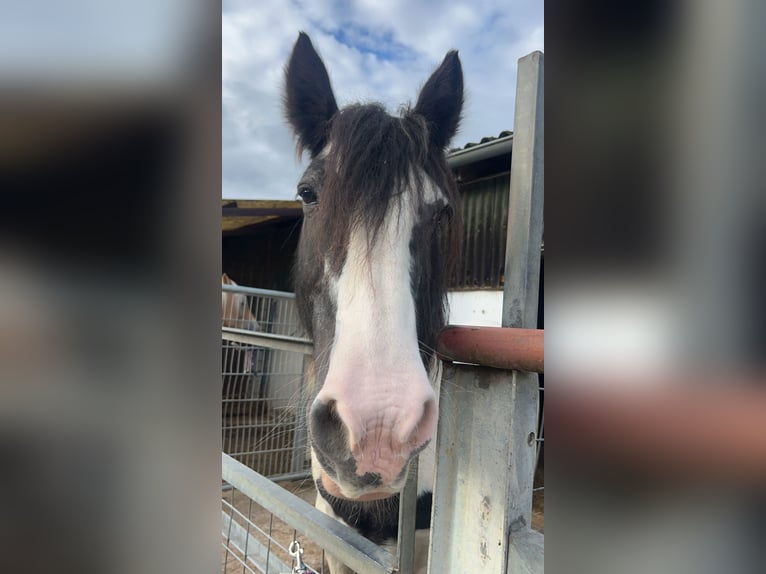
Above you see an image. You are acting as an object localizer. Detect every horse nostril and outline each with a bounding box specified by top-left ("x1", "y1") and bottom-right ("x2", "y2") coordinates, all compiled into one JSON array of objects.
[
  {"x1": 311, "y1": 398, "x2": 336, "y2": 424},
  {"x1": 309, "y1": 399, "x2": 348, "y2": 451},
  {"x1": 322, "y1": 399, "x2": 339, "y2": 422}
]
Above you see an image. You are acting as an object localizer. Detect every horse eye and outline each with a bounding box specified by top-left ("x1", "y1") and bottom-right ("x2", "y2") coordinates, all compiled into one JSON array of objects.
[
  {"x1": 434, "y1": 204, "x2": 453, "y2": 223},
  {"x1": 297, "y1": 186, "x2": 318, "y2": 205}
]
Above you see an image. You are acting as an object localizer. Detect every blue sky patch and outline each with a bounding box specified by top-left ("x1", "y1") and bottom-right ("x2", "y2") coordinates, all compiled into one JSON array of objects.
[{"x1": 325, "y1": 23, "x2": 415, "y2": 62}]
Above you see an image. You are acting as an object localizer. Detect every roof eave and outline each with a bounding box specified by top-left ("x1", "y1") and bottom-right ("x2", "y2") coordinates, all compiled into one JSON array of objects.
[{"x1": 447, "y1": 134, "x2": 513, "y2": 169}]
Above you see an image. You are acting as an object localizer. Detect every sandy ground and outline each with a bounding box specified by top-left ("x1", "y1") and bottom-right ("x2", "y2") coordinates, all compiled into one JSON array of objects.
[{"x1": 222, "y1": 480, "x2": 544, "y2": 573}]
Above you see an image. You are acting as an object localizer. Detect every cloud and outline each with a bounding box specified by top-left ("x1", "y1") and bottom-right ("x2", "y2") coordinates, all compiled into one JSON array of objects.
[{"x1": 222, "y1": 0, "x2": 543, "y2": 199}]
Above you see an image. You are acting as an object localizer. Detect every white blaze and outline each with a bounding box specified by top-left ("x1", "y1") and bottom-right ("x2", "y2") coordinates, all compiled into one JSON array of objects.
[{"x1": 316, "y1": 187, "x2": 437, "y2": 483}]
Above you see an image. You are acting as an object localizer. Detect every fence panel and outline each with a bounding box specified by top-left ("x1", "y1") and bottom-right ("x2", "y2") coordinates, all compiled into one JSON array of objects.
[
  {"x1": 222, "y1": 475, "x2": 319, "y2": 573},
  {"x1": 223, "y1": 453, "x2": 397, "y2": 574},
  {"x1": 222, "y1": 285, "x2": 311, "y2": 480}
]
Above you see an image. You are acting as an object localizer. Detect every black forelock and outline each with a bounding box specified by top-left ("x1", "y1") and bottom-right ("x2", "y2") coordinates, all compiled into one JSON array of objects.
[{"x1": 316, "y1": 103, "x2": 457, "y2": 268}]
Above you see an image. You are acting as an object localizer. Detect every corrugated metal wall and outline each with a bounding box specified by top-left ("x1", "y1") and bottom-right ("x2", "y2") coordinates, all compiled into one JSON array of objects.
[
  {"x1": 451, "y1": 171, "x2": 510, "y2": 290},
  {"x1": 224, "y1": 171, "x2": 513, "y2": 292}
]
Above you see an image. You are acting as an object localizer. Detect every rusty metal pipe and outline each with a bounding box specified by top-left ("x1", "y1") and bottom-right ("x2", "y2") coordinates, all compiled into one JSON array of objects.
[{"x1": 437, "y1": 326, "x2": 544, "y2": 373}]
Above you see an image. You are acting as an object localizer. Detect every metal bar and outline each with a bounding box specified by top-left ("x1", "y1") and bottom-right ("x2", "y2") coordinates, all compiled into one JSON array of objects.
[
  {"x1": 502, "y1": 51, "x2": 544, "y2": 330},
  {"x1": 291, "y1": 355, "x2": 310, "y2": 474},
  {"x1": 222, "y1": 453, "x2": 397, "y2": 574},
  {"x1": 222, "y1": 283, "x2": 297, "y2": 300},
  {"x1": 260, "y1": 299, "x2": 276, "y2": 472},
  {"x1": 438, "y1": 326, "x2": 544, "y2": 373},
  {"x1": 269, "y1": 470, "x2": 312, "y2": 483},
  {"x1": 222, "y1": 328, "x2": 314, "y2": 355},
  {"x1": 500, "y1": 50, "x2": 545, "y2": 574},
  {"x1": 396, "y1": 458, "x2": 419, "y2": 574}
]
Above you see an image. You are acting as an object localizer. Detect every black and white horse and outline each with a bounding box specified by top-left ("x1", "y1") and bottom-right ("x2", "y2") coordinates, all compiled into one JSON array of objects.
[{"x1": 284, "y1": 32, "x2": 463, "y2": 573}]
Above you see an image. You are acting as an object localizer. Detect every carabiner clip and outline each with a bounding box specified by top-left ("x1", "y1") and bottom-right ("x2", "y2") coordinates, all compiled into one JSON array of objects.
[{"x1": 288, "y1": 539, "x2": 309, "y2": 573}]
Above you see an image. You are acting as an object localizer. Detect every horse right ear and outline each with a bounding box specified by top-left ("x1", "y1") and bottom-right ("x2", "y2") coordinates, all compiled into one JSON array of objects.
[
  {"x1": 414, "y1": 51, "x2": 463, "y2": 149},
  {"x1": 284, "y1": 32, "x2": 339, "y2": 158}
]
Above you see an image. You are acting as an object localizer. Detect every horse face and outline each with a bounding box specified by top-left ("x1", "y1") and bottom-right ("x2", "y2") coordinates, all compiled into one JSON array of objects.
[{"x1": 285, "y1": 33, "x2": 462, "y2": 500}]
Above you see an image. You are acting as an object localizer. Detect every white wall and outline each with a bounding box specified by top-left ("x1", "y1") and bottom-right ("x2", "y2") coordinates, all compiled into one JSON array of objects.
[{"x1": 447, "y1": 290, "x2": 504, "y2": 327}]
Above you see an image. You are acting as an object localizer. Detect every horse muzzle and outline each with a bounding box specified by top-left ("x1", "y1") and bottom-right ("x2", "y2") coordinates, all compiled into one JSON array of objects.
[{"x1": 308, "y1": 381, "x2": 436, "y2": 498}]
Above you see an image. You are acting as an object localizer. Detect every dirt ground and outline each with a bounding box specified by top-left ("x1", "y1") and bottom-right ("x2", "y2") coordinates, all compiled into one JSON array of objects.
[{"x1": 222, "y1": 480, "x2": 544, "y2": 573}]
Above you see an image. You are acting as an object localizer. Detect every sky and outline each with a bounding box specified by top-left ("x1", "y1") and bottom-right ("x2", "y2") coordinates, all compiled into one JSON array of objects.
[{"x1": 222, "y1": 0, "x2": 544, "y2": 200}]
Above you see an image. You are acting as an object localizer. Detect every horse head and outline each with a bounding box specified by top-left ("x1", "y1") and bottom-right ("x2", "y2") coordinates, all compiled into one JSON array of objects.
[{"x1": 221, "y1": 273, "x2": 260, "y2": 332}]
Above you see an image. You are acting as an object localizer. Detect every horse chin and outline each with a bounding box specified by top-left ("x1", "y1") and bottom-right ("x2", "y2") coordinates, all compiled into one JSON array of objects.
[{"x1": 319, "y1": 470, "x2": 398, "y2": 502}]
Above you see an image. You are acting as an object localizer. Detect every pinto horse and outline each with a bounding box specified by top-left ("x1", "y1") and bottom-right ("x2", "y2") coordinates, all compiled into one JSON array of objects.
[{"x1": 285, "y1": 33, "x2": 462, "y2": 573}]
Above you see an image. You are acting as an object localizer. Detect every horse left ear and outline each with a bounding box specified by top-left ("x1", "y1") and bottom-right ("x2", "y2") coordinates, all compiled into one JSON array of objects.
[
  {"x1": 414, "y1": 51, "x2": 464, "y2": 149},
  {"x1": 284, "y1": 32, "x2": 339, "y2": 157}
]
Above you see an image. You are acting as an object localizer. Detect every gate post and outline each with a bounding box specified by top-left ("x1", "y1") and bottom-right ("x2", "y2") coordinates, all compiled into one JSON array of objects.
[
  {"x1": 503, "y1": 50, "x2": 544, "y2": 332},
  {"x1": 503, "y1": 51, "x2": 544, "y2": 574}
]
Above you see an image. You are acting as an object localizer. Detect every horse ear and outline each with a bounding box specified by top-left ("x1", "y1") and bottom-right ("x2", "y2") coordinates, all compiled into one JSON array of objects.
[
  {"x1": 414, "y1": 51, "x2": 463, "y2": 149},
  {"x1": 284, "y1": 32, "x2": 339, "y2": 157}
]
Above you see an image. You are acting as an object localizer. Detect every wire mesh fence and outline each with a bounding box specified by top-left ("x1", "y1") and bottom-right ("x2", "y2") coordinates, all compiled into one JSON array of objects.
[
  {"x1": 222, "y1": 453, "x2": 399, "y2": 574},
  {"x1": 222, "y1": 284, "x2": 311, "y2": 479},
  {"x1": 222, "y1": 477, "x2": 326, "y2": 574}
]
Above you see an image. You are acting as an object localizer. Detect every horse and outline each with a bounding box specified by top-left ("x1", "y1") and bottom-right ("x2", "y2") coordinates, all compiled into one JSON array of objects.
[
  {"x1": 221, "y1": 273, "x2": 261, "y2": 331},
  {"x1": 221, "y1": 273, "x2": 262, "y2": 414},
  {"x1": 284, "y1": 32, "x2": 462, "y2": 573}
]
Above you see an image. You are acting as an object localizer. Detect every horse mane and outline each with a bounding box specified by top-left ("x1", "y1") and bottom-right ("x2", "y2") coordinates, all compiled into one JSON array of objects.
[{"x1": 309, "y1": 102, "x2": 462, "y2": 359}]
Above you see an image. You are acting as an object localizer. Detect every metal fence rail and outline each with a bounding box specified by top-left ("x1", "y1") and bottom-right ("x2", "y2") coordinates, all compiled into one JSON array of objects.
[
  {"x1": 222, "y1": 283, "x2": 303, "y2": 336},
  {"x1": 222, "y1": 474, "x2": 322, "y2": 574},
  {"x1": 223, "y1": 453, "x2": 398, "y2": 574}
]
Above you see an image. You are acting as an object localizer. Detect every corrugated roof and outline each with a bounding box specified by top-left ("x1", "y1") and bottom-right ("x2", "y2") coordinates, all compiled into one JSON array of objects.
[{"x1": 448, "y1": 130, "x2": 513, "y2": 154}]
